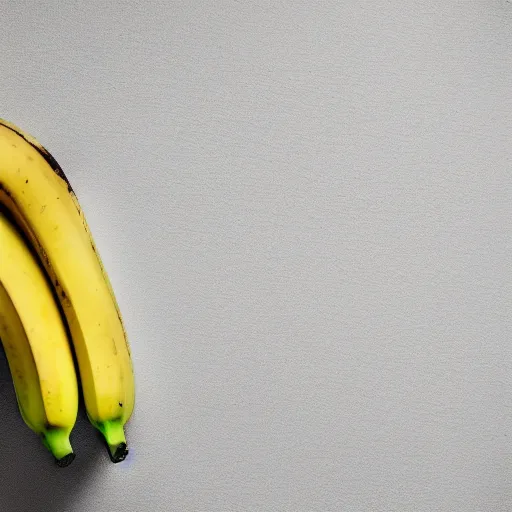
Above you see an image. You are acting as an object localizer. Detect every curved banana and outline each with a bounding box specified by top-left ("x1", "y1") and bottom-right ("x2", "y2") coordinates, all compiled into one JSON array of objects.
[
  {"x1": 0, "y1": 119, "x2": 135, "y2": 462},
  {"x1": 0, "y1": 211, "x2": 78, "y2": 466}
]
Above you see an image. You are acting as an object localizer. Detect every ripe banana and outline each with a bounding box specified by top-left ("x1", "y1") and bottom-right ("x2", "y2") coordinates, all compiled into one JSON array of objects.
[
  {"x1": 0, "y1": 119, "x2": 135, "y2": 462},
  {"x1": 0, "y1": 211, "x2": 78, "y2": 466}
]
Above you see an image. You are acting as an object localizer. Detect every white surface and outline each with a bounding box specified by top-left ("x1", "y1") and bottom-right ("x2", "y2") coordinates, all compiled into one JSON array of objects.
[{"x1": 1, "y1": 1, "x2": 512, "y2": 510}]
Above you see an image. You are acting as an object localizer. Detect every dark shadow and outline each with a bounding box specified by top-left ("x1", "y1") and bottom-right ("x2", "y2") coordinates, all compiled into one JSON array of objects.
[{"x1": 0, "y1": 347, "x2": 107, "y2": 512}]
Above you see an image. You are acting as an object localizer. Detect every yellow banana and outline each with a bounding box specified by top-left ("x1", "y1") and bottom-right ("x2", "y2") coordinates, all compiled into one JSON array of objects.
[
  {"x1": 0, "y1": 119, "x2": 135, "y2": 462},
  {"x1": 0, "y1": 211, "x2": 78, "y2": 466}
]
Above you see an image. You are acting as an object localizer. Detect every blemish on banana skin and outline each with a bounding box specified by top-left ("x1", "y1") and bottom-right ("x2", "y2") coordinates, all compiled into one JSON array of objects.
[{"x1": 2, "y1": 122, "x2": 74, "y2": 194}]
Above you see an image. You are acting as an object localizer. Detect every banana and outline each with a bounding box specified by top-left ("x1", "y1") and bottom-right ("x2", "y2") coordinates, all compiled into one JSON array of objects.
[
  {"x1": 0, "y1": 210, "x2": 78, "y2": 466},
  {"x1": 0, "y1": 119, "x2": 135, "y2": 462}
]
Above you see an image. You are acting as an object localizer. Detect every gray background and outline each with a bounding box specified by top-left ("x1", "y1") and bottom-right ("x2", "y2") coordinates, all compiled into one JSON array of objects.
[{"x1": 1, "y1": 1, "x2": 512, "y2": 510}]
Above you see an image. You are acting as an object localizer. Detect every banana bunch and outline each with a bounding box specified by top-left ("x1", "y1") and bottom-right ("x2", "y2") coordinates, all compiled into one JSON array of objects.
[{"x1": 0, "y1": 119, "x2": 135, "y2": 467}]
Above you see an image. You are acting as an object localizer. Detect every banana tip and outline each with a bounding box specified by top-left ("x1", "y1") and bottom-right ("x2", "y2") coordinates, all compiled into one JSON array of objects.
[
  {"x1": 56, "y1": 452, "x2": 76, "y2": 468},
  {"x1": 109, "y1": 442, "x2": 128, "y2": 463}
]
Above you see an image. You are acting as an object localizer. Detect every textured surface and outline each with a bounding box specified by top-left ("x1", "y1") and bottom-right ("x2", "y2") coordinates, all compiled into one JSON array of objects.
[{"x1": 1, "y1": 1, "x2": 512, "y2": 510}]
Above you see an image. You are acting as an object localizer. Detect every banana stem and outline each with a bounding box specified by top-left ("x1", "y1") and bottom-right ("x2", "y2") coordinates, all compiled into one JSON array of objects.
[
  {"x1": 97, "y1": 420, "x2": 128, "y2": 463},
  {"x1": 42, "y1": 429, "x2": 75, "y2": 467}
]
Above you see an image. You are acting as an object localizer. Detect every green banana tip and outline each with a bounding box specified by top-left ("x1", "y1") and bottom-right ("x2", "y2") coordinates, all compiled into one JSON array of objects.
[
  {"x1": 97, "y1": 419, "x2": 129, "y2": 463},
  {"x1": 42, "y1": 428, "x2": 74, "y2": 465}
]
